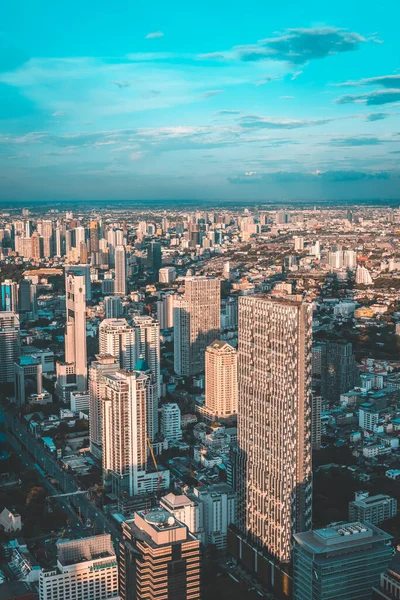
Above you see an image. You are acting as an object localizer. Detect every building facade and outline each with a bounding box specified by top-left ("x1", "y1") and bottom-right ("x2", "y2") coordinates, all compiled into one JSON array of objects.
[
  {"x1": 205, "y1": 340, "x2": 238, "y2": 418},
  {"x1": 64, "y1": 272, "x2": 87, "y2": 391},
  {"x1": 0, "y1": 311, "x2": 20, "y2": 383}
]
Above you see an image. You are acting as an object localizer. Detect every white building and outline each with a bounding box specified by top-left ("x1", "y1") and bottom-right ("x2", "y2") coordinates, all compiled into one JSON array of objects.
[
  {"x1": 114, "y1": 245, "x2": 127, "y2": 296},
  {"x1": 349, "y1": 491, "x2": 397, "y2": 525},
  {"x1": 160, "y1": 492, "x2": 204, "y2": 543},
  {"x1": 0, "y1": 312, "x2": 20, "y2": 383},
  {"x1": 89, "y1": 354, "x2": 120, "y2": 458},
  {"x1": 133, "y1": 315, "x2": 161, "y2": 403},
  {"x1": 359, "y1": 406, "x2": 380, "y2": 431},
  {"x1": 193, "y1": 483, "x2": 236, "y2": 550},
  {"x1": 161, "y1": 403, "x2": 182, "y2": 443},
  {"x1": 156, "y1": 293, "x2": 175, "y2": 329},
  {"x1": 99, "y1": 319, "x2": 135, "y2": 370},
  {"x1": 64, "y1": 272, "x2": 87, "y2": 391},
  {"x1": 38, "y1": 535, "x2": 120, "y2": 600},
  {"x1": 356, "y1": 264, "x2": 373, "y2": 285},
  {"x1": 334, "y1": 302, "x2": 356, "y2": 318},
  {"x1": 0, "y1": 507, "x2": 22, "y2": 532},
  {"x1": 70, "y1": 390, "x2": 89, "y2": 413},
  {"x1": 159, "y1": 267, "x2": 176, "y2": 283}
]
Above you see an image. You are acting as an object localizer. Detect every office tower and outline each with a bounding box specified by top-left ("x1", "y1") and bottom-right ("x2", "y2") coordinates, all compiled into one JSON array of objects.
[
  {"x1": 102, "y1": 369, "x2": 168, "y2": 497},
  {"x1": 159, "y1": 266, "x2": 176, "y2": 283},
  {"x1": 1, "y1": 279, "x2": 18, "y2": 312},
  {"x1": 156, "y1": 293, "x2": 174, "y2": 329},
  {"x1": 104, "y1": 296, "x2": 123, "y2": 319},
  {"x1": 89, "y1": 219, "x2": 99, "y2": 253},
  {"x1": 174, "y1": 277, "x2": 221, "y2": 376},
  {"x1": 0, "y1": 312, "x2": 20, "y2": 383},
  {"x1": 372, "y1": 553, "x2": 400, "y2": 599},
  {"x1": 65, "y1": 272, "x2": 87, "y2": 391},
  {"x1": 70, "y1": 390, "x2": 89, "y2": 412},
  {"x1": 102, "y1": 278, "x2": 114, "y2": 295},
  {"x1": 293, "y1": 522, "x2": 393, "y2": 600},
  {"x1": 160, "y1": 493, "x2": 204, "y2": 542},
  {"x1": 349, "y1": 491, "x2": 397, "y2": 526},
  {"x1": 147, "y1": 241, "x2": 162, "y2": 274},
  {"x1": 114, "y1": 245, "x2": 127, "y2": 296},
  {"x1": 41, "y1": 220, "x2": 53, "y2": 257},
  {"x1": 205, "y1": 340, "x2": 238, "y2": 418},
  {"x1": 75, "y1": 225, "x2": 85, "y2": 251},
  {"x1": 329, "y1": 245, "x2": 343, "y2": 270},
  {"x1": 89, "y1": 354, "x2": 119, "y2": 458},
  {"x1": 311, "y1": 392, "x2": 322, "y2": 451},
  {"x1": 133, "y1": 315, "x2": 161, "y2": 398},
  {"x1": 237, "y1": 295, "x2": 312, "y2": 564},
  {"x1": 55, "y1": 222, "x2": 63, "y2": 257},
  {"x1": 161, "y1": 403, "x2": 182, "y2": 443},
  {"x1": 120, "y1": 509, "x2": 201, "y2": 600},
  {"x1": 344, "y1": 249, "x2": 357, "y2": 270},
  {"x1": 80, "y1": 241, "x2": 89, "y2": 264},
  {"x1": 294, "y1": 236, "x2": 304, "y2": 251},
  {"x1": 320, "y1": 341, "x2": 357, "y2": 404},
  {"x1": 38, "y1": 534, "x2": 120, "y2": 600},
  {"x1": 99, "y1": 319, "x2": 135, "y2": 370},
  {"x1": 65, "y1": 264, "x2": 92, "y2": 301},
  {"x1": 14, "y1": 356, "x2": 44, "y2": 407},
  {"x1": 18, "y1": 279, "x2": 32, "y2": 313}
]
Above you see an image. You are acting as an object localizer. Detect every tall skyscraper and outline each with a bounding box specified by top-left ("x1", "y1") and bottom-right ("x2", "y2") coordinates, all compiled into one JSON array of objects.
[
  {"x1": 1, "y1": 279, "x2": 18, "y2": 312},
  {"x1": 65, "y1": 264, "x2": 92, "y2": 301},
  {"x1": 102, "y1": 369, "x2": 168, "y2": 497},
  {"x1": 173, "y1": 277, "x2": 220, "y2": 376},
  {"x1": 89, "y1": 354, "x2": 119, "y2": 458},
  {"x1": 65, "y1": 272, "x2": 87, "y2": 391},
  {"x1": 99, "y1": 318, "x2": 135, "y2": 370},
  {"x1": 156, "y1": 293, "x2": 175, "y2": 329},
  {"x1": 120, "y1": 509, "x2": 201, "y2": 600},
  {"x1": 293, "y1": 522, "x2": 392, "y2": 600},
  {"x1": 147, "y1": 241, "x2": 162, "y2": 275},
  {"x1": 38, "y1": 534, "x2": 120, "y2": 600},
  {"x1": 205, "y1": 340, "x2": 238, "y2": 418},
  {"x1": 89, "y1": 219, "x2": 99, "y2": 253},
  {"x1": 320, "y1": 341, "x2": 357, "y2": 403},
  {"x1": 104, "y1": 296, "x2": 123, "y2": 319},
  {"x1": 41, "y1": 219, "x2": 53, "y2": 257},
  {"x1": 237, "y1": 295, "x2": 312, "y2": 564},
  {"x1": 311, "y1": 392, "x2": 322, "y2": 451},
  {"x1": 114, "y1": 245, "x2": 127, "y2": 296},
  {"x1": 133, "y1": 315, "x2": 161, "y2": 399},
  {"x1": 0, "y1": 312, "x2": 20, "y2": 383}
]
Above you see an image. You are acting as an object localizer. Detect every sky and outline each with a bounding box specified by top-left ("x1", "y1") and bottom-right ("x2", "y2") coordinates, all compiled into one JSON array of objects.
[{"x1": 1, "y1": 0, "x2": 400, "y2": 202}]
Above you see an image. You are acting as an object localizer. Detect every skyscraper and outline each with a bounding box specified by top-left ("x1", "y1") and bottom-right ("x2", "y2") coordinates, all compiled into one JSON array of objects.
[
  {"x1": 65, "y1": 264, "x2": 92, "y2": 301},
  {"x1": 89, "y1": 219, "x2": 99, "y2": 253},
  {"x1": 293, "y1": 522, "x2": 392, "y2": 600},
  {"x1": 174, "y1": 277, "x2": 220, "y2": 376},
  {"x1": 320, "y1": 341, "x2": 357, "y2": 404},
  {"x1": 102, "y1": 369, "x2": 168, "y2": 497},
  {"x1": 0, "y1": 312, "x2": 20, "y2": 383},
  {"x1": 114, "y1": 245, "x2": 127, "y2": 296},
  {"x1": 119, "y1": 509, "x2": 201, "y2": 600},
  {"x1": 89, "y1": 354, "x2": 119, "y2": 459},
  {"x1": 41, "y1": 219, "x2": 53, "y2": 257},
  {"x1": 237, "y1": 295, "x2": 312, "y2": 564},
  {"x1": 147, "y1": 241, "x2": 162, "y2": 275},
  {"x1": 205, "y1": 340, "x2": 238, "y2": 419},
  {"x1": 104, "y1": 295, "x2": 123, "y2": 318},
  {"x1": 133, "y1": 315, "x2": 161, "y2": 399},
  {"x1": 64, "y1": 272, "x2": 87, "y2": 391},
  {"x1": 99, "y1": 318, "x2": 135, "y2": 370},
  {"x1": 1, "y1": 279, "x2": 18, "y2": 313}
]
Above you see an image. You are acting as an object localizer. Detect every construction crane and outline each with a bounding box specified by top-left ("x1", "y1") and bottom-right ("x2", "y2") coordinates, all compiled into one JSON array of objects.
[{"x1": 146, "y1": 438, "x2": 164, "y2": 497}]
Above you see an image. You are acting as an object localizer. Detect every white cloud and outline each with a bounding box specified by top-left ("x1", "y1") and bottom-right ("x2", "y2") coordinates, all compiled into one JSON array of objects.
[{"x1": 145, "y1": 31, "x2": 164, "y2": 39}]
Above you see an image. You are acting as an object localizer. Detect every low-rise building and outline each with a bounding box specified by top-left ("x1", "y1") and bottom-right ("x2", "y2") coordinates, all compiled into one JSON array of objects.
[{"x1": 349, "y1": 492, "x2": 397, "y2": 525}]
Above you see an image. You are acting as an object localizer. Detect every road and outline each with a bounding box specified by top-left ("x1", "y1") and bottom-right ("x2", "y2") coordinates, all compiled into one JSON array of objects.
[{"x1": 3, "y1": 410, "x2": 121, "y2": 547}]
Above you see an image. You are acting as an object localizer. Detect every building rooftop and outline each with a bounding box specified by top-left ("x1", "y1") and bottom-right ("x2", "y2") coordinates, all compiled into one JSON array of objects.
[{"x1": 294, "y1": 522, "x2": 392, "y2": 554}]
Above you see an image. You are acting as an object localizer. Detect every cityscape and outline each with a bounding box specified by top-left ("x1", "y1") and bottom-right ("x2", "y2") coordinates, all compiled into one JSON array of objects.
[{"x1": 2, "y1": 1, "x2": 400, "y2": 599}]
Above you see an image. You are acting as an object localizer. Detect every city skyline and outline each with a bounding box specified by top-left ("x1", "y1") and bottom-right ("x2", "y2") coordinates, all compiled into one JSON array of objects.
[{"x1": 1, "y1": 0, "x2": 400, "y2": 201}]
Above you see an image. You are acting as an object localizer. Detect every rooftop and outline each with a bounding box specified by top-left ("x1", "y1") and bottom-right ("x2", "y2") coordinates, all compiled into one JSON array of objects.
[{"x1": 294, "y1": 522, "x2": 392, "y2": 554}]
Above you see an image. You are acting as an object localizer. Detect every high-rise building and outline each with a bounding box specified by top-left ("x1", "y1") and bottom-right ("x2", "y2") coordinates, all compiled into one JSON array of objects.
[
  {"x1": 65, "y1": 264, "x2": 92, "y2": 301},
  {"x1": 372, "y1": 553, "x2": 400, "y2": 600},
  {"x1": 193, "y1": 483, "x2": 236, "y2": 550},
  {"x1": 104, "y1": 296, "x2": 123, "y2": 319},
  {"x1": 14, "y1": 356, "x2": 45, "y2": 407},
  {"x1": 38, "y1": 534, "x2": 120, "y2": 600},
  {"x1": 133, "y1": 315, "x2": 161, "y2": 400},
  {"x1": 161, "y1": 403, "x2": 182, "y2": 443},
  {"x1": 18, "y1": 279, "x2": 32, "y2": 314},
  {"x1": 237, "y1": 295, "x2": 312, "y2": 564},
  {"x1": 114, "y1": 245, "x2": 127, "y2": 296},
  {"x1": 99, "y1": 318, "x2": 135, "y2": 370},
  {"x1": 119, "y1": 509, "x2": 201, "y2": 600},
  {"x1": 147, "y1": 241, "x2": 162, "y2": 275},
  {"x1": 294, "y1": 236, "x2": 304, "y2": 251},
  {"x1": 174, "y1": 277, "x2": 221, "y2": 376},
  {"x1": 320, "y1": 341, "x2": 357, "y2": 404},
  {"x1": 1, "y1": 279, "x2": 18, "y2": 313},
  {"x1": 157, "y1": 293, "x2": 175, "y2": 330},
  {"x1": 205, "y1": 340, "x2": 238, "y2": 419},
  {"x1": 90, "y1": 219, "x2": 99, "y2": 253},
  {"x1": 41, "y1": 220, "x2": 53, "y2": 257},
  {"x1": 89, "y1": 354, "x2": 119, "y2": 458},
  {"x1": 64, "y1": 272, "x2": 87, "y2": 391},
  {"x1": 0, "y1": 312, "x2": 20, "y2": 383},
  {"x1": 159, "y1": 266, "x2": 176, "y2": 283},
  {"x1": 293, "y1": 522, "x2": 393, "y2": 600},
  {"x1": 356, "y1": 264, "x2": 373, "y2": 285},
  {"x1": 102, "y1": 369, "x2": 168, "y2": 497}
]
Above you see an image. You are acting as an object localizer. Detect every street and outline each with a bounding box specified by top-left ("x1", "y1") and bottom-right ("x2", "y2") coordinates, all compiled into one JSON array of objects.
[{"x1": 3, "y1": 410, "x2": 121, "y2": 548}]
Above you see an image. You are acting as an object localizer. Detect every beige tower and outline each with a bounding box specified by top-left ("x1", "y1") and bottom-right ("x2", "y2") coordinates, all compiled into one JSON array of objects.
[
  {"x1": 89, "y1": 354, "x2": 119, "y2": 458},
  {"x1": 114, "y1": 245, "x2": 127, "y2": 296},
  {"x1": 174, "y1": 277, "x2": 220, "y2": 376},
  {"x1": 99, "y1": 318, "x2": 135, "y2": 370},
  {"x1": 65, "y1": 272, "x2": 87, "y2": 391},
  {"x1": 237, "y1": 295, "x2": 312, "y2": 564},
  {"x1": 205, "y1": 340, "x2": 238, "y2": 418}
]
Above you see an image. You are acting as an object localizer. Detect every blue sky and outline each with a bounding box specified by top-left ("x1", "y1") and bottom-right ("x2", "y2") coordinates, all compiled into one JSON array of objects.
[{"x1": 1, "y1": 0, "x2": 400, "y2": 201}]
